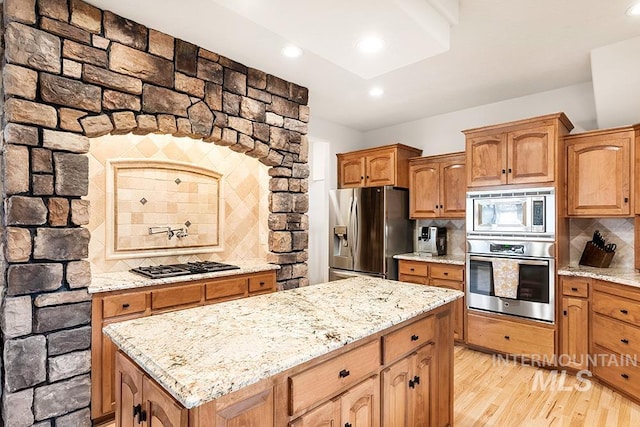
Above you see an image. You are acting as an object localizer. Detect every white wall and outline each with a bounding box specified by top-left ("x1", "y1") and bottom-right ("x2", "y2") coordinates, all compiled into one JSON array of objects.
[
  {"x1": 307, "y1": 117, "x2": 365, "y2": 285},
  {"x1": 363, "y1": 82, "x2": 598, "y2": 155},
  {"x1": 591, "y1": 36, "x2": 640, "y2": 129}
]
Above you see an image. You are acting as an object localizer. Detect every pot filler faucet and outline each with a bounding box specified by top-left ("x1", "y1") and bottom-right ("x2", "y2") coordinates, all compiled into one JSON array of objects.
[{"x1": 148, "y1": 226, "x2": 189, "y2": 240}]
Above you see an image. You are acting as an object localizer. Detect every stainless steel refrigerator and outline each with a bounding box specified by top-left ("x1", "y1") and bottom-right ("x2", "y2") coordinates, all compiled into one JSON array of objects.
[{"x1": 329, "y1": 186, "x2": 412, "y2": 281}]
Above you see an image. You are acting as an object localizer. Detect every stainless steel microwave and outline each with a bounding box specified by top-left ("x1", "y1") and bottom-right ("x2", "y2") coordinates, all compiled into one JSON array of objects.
[{"x1": 466, "y1": 187, "x2": 555, "y2": 237}]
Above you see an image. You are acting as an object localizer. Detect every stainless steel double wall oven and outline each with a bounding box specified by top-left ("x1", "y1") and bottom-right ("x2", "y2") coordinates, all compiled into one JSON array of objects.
[{"x1": 465, "y1": 187, "x2": 556, "y2": 323}]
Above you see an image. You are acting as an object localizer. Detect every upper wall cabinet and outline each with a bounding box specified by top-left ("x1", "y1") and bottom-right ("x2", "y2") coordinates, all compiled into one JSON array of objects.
[
  {"x1": 565, "y1": 126, "x2": 637, "y2": 217},
  {"x1": 409, "y1": 152, "x2": 466, "y2": 219},
  {"x1": 337, "y1": 144, "x2": 422, "y2": 189},
  {"x1": 464, "y1": 113, "x2": 574, "y2": 188}
]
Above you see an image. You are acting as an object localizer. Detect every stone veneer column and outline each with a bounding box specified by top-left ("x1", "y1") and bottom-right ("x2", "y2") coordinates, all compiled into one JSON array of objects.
[{"x1": 0, "y1": 0, "x2": 309, "y2": 424}]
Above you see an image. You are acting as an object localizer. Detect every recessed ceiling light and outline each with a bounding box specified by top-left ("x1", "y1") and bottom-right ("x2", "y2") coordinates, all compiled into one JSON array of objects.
[
  {"x1": 369, "y1": 87, "x2": 384, "y2": 98},
  {"x1": 357, "y1": 36, "x2": 385, "y2": 54},
  {"x1": 282, "y1": 44, "x2": 303, "y2": 58},
  {"x1": 627, "y1": 2, "x2": 640, "y2": 15}
]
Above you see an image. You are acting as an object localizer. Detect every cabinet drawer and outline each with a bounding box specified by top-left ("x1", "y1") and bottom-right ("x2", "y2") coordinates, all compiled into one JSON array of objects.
[
  {"x1": 289, "y1": 339, "x2": 380, "y2": 415},
  {"x1": 592, "y1": 314, "x2": 640, "y2": 355},
  {"x1": 430, "y1": 264, "x2": 463, "y2": 281},
  {"x1": 398, "y1": 260, "x2": 428, "y2": 277},
  {"x1": 151, "y1": 284, "x2": 202, "y2": 311},
  {"x1": 430, "y1": 278, "x2": 463, "y2": 291},
  {"x1": 248, "y1": 273, "x2": 275, "y2": 294},
  {"x1": 467, "y1": 313, "x2": 555, "y2": 360},
  {"x1": 383, "y1": 315, "x2": 435, "y2": 364},
  {"x1": 103, "y1": 293, "x2": 146, "y2": 319},
  {"x1": 398, "y1": 274, "x2": 428, "y2": 285},
  {"x1": 205, "y1": 278, "x2": 247, "y2": 301},
  {"x1": 562, "y1": 278, "x2": 589, "y2": 298},
  {"x1": 593, "y1": 291, "x2": 640, "y2": 325},
  {"x1": 593, "y1": 345, "x2": 640, "y2": 400}
]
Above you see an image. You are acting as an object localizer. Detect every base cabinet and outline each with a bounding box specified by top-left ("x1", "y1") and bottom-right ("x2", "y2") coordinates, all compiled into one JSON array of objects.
[
  {"x1": 382, "y1": 343, "x2": 435, "y2": 427},
  {"x1": 115, "y1": 305, "x2": 455, "y2": 427},
  {"x1": 116, "y1": 353, "x2": 188, "y2": 427},
  {"x1": 559, "y1": 276, "x2": 590, "y2": 370},
  {"x1": 93, "y1": 271, "x2": 276, "y2": 421}
]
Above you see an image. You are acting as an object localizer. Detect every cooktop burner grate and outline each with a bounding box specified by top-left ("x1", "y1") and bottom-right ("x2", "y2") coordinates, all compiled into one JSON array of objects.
[{"x1": 130, "y1": 261, "x2": 240, "y2": 278}]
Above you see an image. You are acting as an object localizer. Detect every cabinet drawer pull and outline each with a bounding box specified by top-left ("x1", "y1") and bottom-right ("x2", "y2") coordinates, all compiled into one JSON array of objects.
[
  {"x1": 504, "y1": 335, "x2": 510, "y2": 340},
  {"x1": 571, "y1": 287, "x2": 578, "y2": 292},
  {"x1": 624, "y1": 197, "x2": 629, "y2": 203},
  {"x1": 620, "y1": 309, "x2": 629, "y2": 315},
  {"x1": 259, "y1": 281, "x2": 265, "y2": 286},
  {"x1": 411, "y1": 334, "x2": 419, "y2": 341},
  {"x1": 443, "y1": 272, "x2": 449, "y2": 276},
  {"x1": 621, "y1": 339, "x2": 630, "y2": 345},
  {"x1": 339, "y1": 369, "x2": 350, "y2": 378},
  {"x1": 410, "y1": 268, "x2": 415, "y2": 272},
  {"x1": 621, "y1": 373, "x2": 630, "y2": 380},
  {"x1": 122, "y1": 303, "x2": 130, "y2": 309}
]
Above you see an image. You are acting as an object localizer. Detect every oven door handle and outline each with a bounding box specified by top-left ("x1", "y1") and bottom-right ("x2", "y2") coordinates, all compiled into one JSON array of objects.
[{"x1": 468, "y1": 255, "x2": 548, "y2": 266}]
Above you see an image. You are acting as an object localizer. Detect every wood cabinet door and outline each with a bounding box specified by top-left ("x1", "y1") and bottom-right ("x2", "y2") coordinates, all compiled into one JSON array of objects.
[
  {"x1": 289, "y1": 400, "x2": 339, "y2": 427},
  {"x1": 339, "y1": 155, "x2": 366, "y2": 188},
  {"x1": 366, "y1": 150, "x2": 396, "y2": 187},
  {"x1": 439, "y1": 157, "x2": 466, "y2": 218},
  {"x1": 561, "y1": 297, "x2": 589, "y2": 370},
  {"x1": 215, "y1": 386, "x2": 274, "y2": 427},
  {"x1": 382, "y1": 357, "x2": 412, "y2": 427},
  {"x1": 466, "y1": 134, "x2": 507, "y2": 187},
  {"x1": 411, "y1": 344, "x2": 435, "y2": 427},
  {"x1": 340, "y1": 376, "x2": 380, "y2": 427},
  {"x1": 409, "y1": 161, "x2": 439, "y2": 218},
  {"x1": 567, "y1": 135, "x2": 632, "y2": 216},
  {"x1": 103, "y1": 331, "x2": 117, "y2": 416},
  {"x1": 115, "y1": 353, "x2": 143, "y2": 427},
  {"x1": 507, "y1": 125, "x2": 555, "y2": 184},
  {"x1": 143, "y1": 377, "x2": 188, "y2": 427}
]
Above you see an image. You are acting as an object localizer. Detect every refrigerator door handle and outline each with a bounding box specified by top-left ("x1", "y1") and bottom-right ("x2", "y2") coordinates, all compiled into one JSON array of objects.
[{"x1": 350, "y1": 193, "x2": 359, "y2": 260}]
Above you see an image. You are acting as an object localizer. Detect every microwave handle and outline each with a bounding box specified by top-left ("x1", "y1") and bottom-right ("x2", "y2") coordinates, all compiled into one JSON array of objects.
[{"x1": 469, "y1": 255, "x2": 548, "y2": 266}]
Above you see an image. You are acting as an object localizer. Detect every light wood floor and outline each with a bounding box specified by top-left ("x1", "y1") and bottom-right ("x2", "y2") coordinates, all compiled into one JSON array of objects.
[
  {"x1": 98, "y1": 346, "x2": 640, "y2": 426},
  {"x1": 454, "y1": 346, "x2": 640, "y2": 426}
]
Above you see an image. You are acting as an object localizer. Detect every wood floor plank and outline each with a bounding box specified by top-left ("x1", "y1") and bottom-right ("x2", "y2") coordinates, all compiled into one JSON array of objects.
[{"x1": 454, "y1": 346, "x2": 640, "y2": 426}]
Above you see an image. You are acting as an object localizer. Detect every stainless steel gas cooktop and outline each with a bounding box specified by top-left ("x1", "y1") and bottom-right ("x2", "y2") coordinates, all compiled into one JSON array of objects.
[{"x1": 130, "y1": 261, "x2": 240, "y2": 279}]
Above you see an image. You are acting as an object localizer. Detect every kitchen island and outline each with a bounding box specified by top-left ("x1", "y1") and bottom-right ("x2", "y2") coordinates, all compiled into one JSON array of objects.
[{"x1": 105, "y1": 277, "x2": 462, "y2": 426}]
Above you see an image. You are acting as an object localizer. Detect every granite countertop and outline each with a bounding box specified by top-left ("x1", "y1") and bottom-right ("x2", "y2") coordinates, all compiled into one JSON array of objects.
[
  {"x1": 394, "y1": 252, "x2": 465, "y2": 265},
  {"x1": 89, "y1": 260, "x2": 279, "y2": 294},
  {"x1": 558, "y1": 265, "x2": 640, "y2": 289},
  {"x1": 104, "y1": 277, "x2": 463, "y2": 409}
]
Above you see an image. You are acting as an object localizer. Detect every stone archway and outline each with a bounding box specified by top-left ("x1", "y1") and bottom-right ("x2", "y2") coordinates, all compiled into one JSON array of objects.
[{"x1": 1, "y1": 0, "x2": 309, "y2": 425}]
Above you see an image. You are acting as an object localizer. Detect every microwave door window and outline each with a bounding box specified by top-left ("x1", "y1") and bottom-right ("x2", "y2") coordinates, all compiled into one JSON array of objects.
[
  {"x1": 469, "y1": 259, "x2": 494, "y2": 296},
  {"x1": 517, "y1": 264, "x2": 550, "y2": 303},
  {"x1": 478, "y1": 203, "x2": 497, "y2": 228},
  {"x1": 494, "y1": 201, "x2": 525, "y2": 228}
]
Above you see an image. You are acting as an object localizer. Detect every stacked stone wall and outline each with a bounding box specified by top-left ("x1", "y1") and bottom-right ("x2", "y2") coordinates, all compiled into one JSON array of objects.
[{"x1": 0, "y1": 0, "x2": 309, "y2": 424}]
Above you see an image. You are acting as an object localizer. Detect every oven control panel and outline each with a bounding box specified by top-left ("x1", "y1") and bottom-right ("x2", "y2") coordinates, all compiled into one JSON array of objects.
[{"x1": 489, "y1": 243, "x2": 525, "y2": 255}]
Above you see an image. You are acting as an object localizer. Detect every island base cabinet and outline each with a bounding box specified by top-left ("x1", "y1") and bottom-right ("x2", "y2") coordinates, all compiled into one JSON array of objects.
[
  {"x1": 116, "y1": 352, "x2": 188, "y2": 427},
  {"x1": 382, "y1": 343, "x2": 436, "y2": 427}
]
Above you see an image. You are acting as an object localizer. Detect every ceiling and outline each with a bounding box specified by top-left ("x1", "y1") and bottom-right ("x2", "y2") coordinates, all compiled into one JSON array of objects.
[{"x1": 88, "y1": 0, "x2": 640, "y2": 131}]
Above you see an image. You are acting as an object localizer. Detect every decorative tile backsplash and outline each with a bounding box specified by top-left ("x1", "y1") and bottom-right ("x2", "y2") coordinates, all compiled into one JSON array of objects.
[
  {"x1": 88, "y1": 133, "x2": 269, "y2": 273},
  {"x1": 110, "y1": 160, "x2": 221, "y2": 255},
  {"x1": 414, "y1": 219, "x2": 466, "y2": 256},
  {"x1": 569, "y1": 218, "x2": 634, "y2": 268}
]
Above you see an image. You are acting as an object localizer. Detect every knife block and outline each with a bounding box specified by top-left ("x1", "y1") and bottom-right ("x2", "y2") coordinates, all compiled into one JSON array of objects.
[{"x1": 579, "y1": 241, "x2": 614, "y2": 268}]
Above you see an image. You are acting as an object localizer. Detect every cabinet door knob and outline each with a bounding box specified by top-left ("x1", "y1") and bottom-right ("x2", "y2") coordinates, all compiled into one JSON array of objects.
[
  {"x1": 563, "y1": 310, "x2": 567, "y2": 316},
  {"x1": 339, "y1": 369, "x2": 350, "y2": 378},
  {"x1": 133, "y1": 404, "x2": 141, "y2": 418},
  {"x1": 624, "y1": 197, "x2": 629, "y2": 203},
  {"x1": 502, "y1": 169, "x2": 506, "y2": 174},
  {"x1": 411, "y1": 334, "x2": 419, "y2": 341},
  {"x1": 360, "y1": 176, "x2": 364, "y2": 180},
  {"x1": 345, "y1": 423, "x2": 353, "y2": 427},
  {"x1": 122, "y1": 303, "x2": 130, "y2": 309},
  {"x1": 621, "y1": 309, "x2": 629, "y2": 315},
  {"x1": 621, "y1": 339, "x2": 630, "y2": 345},
  {"x1": 413, "y1": 375, "x2": 420, "y2": 385},
  {"x1": 508, "y1": 168, "x2": 512, "y2": 173},
  {"x1": 439, "y1": 204, "x2": 443, "y2": 209}
]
